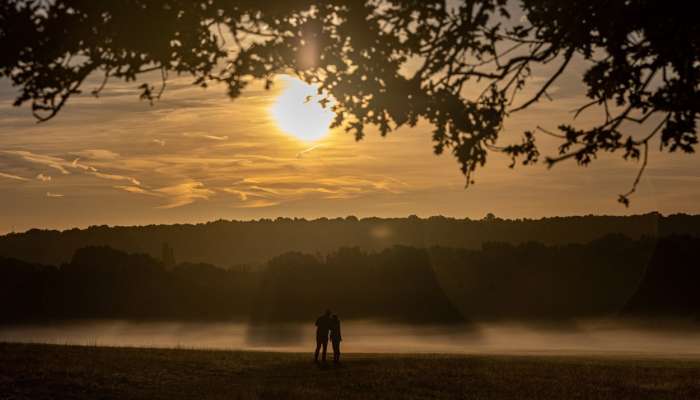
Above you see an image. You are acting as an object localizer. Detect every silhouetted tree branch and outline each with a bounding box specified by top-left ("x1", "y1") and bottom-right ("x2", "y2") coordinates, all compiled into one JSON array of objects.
[{"x1": 1, "y1": 0, "x2": 698, "y2": 203}]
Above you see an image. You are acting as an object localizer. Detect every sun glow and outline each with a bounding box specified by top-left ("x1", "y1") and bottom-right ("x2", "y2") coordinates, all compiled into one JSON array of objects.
[{"x1": 270, "y1": 76, "x2": 336, "y2": 142}]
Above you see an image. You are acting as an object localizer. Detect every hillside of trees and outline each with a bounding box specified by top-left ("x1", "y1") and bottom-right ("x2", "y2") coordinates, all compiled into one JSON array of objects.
[
  {"x1": 2, "y1": 234, "x2": 698, "y2": 324},
  {"x1": 2, "y1": 213, "x2": 699, "y2": 267},
  {"x1": 624, "y1": 235, "x2": 700, "y2": 318},
  {"x1": 430, "y1": 235, "x2": 656, "y2": 320}
]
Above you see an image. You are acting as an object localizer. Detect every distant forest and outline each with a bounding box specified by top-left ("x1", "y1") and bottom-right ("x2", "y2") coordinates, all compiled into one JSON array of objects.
[
  {"x1": 1, "y1": 213, "x2": 699, "y2": 267},
  {"x1": 2, "y1": 234, "x2": 698, "y2": 324}
]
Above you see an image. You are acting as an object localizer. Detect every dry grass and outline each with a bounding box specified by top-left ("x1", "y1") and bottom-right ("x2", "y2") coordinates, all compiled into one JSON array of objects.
[{"x1": 1, "y1": 343, "x2": 700, "y2": 399}]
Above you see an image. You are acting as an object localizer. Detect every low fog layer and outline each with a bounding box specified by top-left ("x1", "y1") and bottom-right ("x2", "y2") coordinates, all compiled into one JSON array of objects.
[{"x1": 2, "y1": 320, "x2": 700, "y2": 357}]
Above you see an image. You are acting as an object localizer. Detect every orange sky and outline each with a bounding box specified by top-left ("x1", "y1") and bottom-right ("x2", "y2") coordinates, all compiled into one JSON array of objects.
[{"x1": 1, "y1": 55, "x2": 699, "y2": 234}]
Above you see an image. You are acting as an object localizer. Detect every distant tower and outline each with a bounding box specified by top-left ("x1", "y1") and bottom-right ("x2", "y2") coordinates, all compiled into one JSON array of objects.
[{"x1": 161, "y1": 242, "x2": 176, "y2": 269}]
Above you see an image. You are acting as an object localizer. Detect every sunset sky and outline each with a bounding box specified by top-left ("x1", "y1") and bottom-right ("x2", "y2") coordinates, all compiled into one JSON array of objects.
[{"x1": 1, "y1": 55, "x2": 699, "y2": 234}]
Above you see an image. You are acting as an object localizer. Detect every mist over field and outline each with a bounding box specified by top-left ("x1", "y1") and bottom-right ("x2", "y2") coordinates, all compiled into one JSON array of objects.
[{"x1": 3, "y1": 319, "x2": 700, "y2": 357}]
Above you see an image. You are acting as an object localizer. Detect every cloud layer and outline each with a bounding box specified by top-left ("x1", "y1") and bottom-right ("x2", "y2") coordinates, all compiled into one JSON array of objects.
[{"x1": 1, "y1": 69, "x2": 699, "y2": 234}]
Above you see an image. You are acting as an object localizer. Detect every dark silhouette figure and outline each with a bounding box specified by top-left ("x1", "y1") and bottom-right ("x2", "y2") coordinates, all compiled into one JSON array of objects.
[
  {"x1": 330, "y1": 314, "x2": 342, "y2": 364},
  {"x1": 314, "y1": 309, "x2": 332, "y2": 363}
]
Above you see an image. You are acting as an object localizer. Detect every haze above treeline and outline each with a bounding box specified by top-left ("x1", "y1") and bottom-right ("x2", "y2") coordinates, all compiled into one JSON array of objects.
[{"x1": 1, "y1": 213, "x2": 699, "y2": 267}]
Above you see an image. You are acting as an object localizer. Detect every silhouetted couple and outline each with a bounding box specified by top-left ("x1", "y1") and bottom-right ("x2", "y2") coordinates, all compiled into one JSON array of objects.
[{"x1": 314, "y1": 309, "x2": 342, "y2": 364}]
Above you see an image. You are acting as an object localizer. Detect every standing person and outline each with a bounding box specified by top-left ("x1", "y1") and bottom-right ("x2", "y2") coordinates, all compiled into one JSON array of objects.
[
  {"x1": 330, "y1": 314, "x2": 342, "y2": 364},
  {"x1": 314, "y1": 309, "x2": 331, "y2": 363}
]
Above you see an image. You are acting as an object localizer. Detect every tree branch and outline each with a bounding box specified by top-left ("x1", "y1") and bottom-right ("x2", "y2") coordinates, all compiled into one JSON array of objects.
[
  {"x1": 510, "y1": 49, "x2": 573, "y2": 113},
  {"x1": 618, "y1": 140, "x2": 649, "y2": 207}
]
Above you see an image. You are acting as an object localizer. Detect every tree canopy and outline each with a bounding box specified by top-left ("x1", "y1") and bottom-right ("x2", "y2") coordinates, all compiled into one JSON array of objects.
[{"x1": 1, "y1": 0, "x2": 698, "y2": 203}]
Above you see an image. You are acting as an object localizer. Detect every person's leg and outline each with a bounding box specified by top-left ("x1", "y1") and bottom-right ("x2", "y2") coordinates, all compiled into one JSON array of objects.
[
  {"x1": 314, "y1": 338, "x2": 321, "y2": 362},
  {"x1": 332, "y1": 340, "x2": 340, "y2": 363},
  {"x1": 321, "y1": 339, "x2": 328, "y2": 362}
]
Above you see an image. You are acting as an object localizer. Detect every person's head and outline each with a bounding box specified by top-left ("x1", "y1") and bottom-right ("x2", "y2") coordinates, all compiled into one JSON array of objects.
[
  {"x1": 325, "y1": 309, "x2": 331, "y2": 316},
  {"x1": 332, "y1": 314, "x2": 338, "y2": 321}
]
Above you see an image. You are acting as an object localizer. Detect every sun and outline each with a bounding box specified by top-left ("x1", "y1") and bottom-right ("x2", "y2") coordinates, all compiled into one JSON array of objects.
[{"x1": 270, "y1": 76, "x2": 336, "y2": 142}]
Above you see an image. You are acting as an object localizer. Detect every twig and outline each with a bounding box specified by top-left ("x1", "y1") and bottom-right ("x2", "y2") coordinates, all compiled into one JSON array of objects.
[
  {"x1": 618, "y1": 141, "x2": 649, "y2": 207},
  {"x1": 92, "y1": 70, "x2": 111, "y2": 97},
  {"x1": 536, "y1": 125, "x2": 566, "y2": 139},
  {"x1": 510, "y1": 49, "x2": 573, "y2": 113}
]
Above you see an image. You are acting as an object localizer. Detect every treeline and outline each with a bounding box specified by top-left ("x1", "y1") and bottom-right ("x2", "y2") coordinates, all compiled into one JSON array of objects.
[
  {"x1": 0, "y1": 247, "x2": 256, "y2": 322},
  {"x1": 0, "y1": 245, "x2": 459, "y2": 324},
  {"x1": 431, "y1": 235, "x2": 653, "y2": 320},
  {"x1": 253, "y1": 246, "x2": 461, "y2": 324},
  {"x1": 1, "y1": 234, "x2": 698, "y2": 324},
  {"x1": 2, "y1": 213, "x2": 700, "y2": 267}
]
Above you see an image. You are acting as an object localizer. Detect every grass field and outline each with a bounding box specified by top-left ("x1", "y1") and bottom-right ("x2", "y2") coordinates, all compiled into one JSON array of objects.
[{"x1": 1, "y1": 343, "x2": 700, "y2": 399}]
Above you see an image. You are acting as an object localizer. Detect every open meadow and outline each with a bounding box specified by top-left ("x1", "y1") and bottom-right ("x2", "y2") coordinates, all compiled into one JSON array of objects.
[{"x1": 2, "y1": 343, "x2": 700, "y2": 399}]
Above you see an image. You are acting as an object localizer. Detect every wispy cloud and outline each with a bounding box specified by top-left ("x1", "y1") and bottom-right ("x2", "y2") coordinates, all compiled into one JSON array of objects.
[
  {"x1": 0, "y1": 171, "x2": 28, "y2": 181},
  {"x1": 152, "y1": 139, "x2": 166, "y2": 146},
  {"x1": 36, "y1": 173, "x2": 52, "y2": 182},
  {"x1": 224, "y1": 189, "x2": 249, "y2": 201},
  {"x1": 4, "y1": 150, "x2": 141, "y2": 187},
  {"x1": 72, "y1": 149, "x2": 120, "y2": 160},
  {"x1": 233, "y1": 199, "x2": 280, "y2": 208},
  {"x1": 4, "y1": 150, "x2": 71, "y2": 175},
  {"x1": 154, "y1": 181, "x2": 214, "y2": 209},
  {"x1": 114, "y1": 185, "x2": 154, "y2": 195},
  {"x1": 46, "y1": 192, "x2": 64, "y2": 198},
  {"x1": 203, "y1": 135, "x2": 229, "y2": 141},
  {"x1": 116, "y1": 181, "x2": 214, "y2": 209},
  {"x1": 182, "y1": 132, "x2": 229, "y2": 141},
  {"x1": 71, "y1": 158, "x2": 97, "y2": 172},
  {"x1": 91, "y1": 171, "x2": 141, "y2": 186},
  {"x1": 221, "y1": 175, "x2": 404, "y2": 208},
  {"x1": 296, "y1": 144, "x2": 323, "y2": 158}
]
